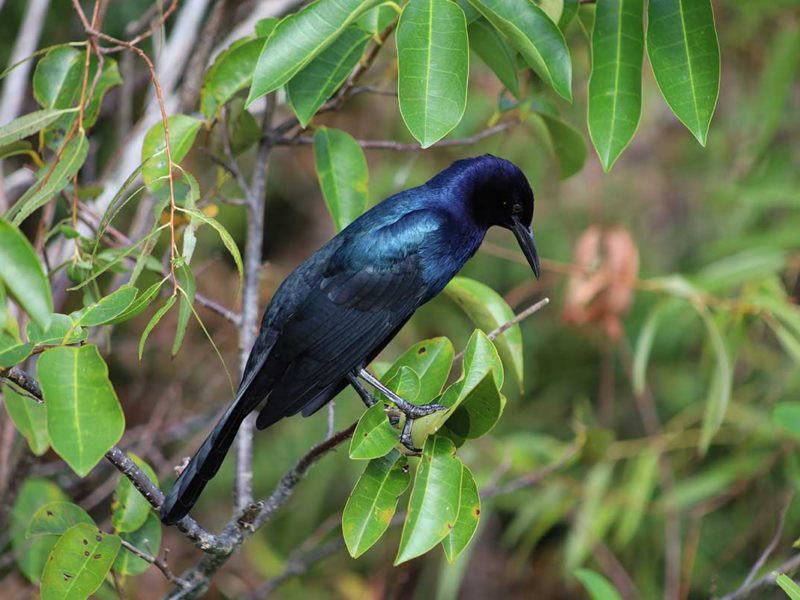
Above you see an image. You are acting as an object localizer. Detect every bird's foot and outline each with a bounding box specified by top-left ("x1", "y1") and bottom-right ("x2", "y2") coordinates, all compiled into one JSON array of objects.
[
  {"x1": 390, "y1": 396, "x2": 447, "y2": 419},
  {"x1": 399, "y1": 416, "x2": 421, "y2": 454}
]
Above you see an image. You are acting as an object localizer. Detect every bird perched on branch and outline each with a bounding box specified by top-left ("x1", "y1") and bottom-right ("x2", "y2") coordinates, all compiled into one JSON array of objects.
[{"x1": 160, "y1": 154, "x2": 541, "y2": 525}]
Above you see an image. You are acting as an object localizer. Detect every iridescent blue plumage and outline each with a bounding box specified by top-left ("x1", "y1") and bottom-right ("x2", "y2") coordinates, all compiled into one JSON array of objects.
[{"x1": 160, "y1": 154, "x2": 540, "y2": 524}]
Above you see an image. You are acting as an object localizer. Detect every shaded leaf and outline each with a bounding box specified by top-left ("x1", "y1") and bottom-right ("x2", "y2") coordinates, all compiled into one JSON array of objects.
[
  {"x1": 343, "y1": 450, "x2": 410, "y2": 557},
  {"x1": 27, "y1": 313, "x2": 86, "y2": 346},
  {"x1": 396, "y1": 435, "x2": 463, "y2": 564},
  {"x1": 0, "y1": 219, "x2": 53, "y2": 329},
  {"x1": 201, "y1": 37, "x2": 265, "y2": 119},
  {"x1": 646, "y1": 0, "x2": 720, "y2": 145},
  {"x1": 26, "y1": 502, "x2": 93, "y2": 538},
  {"x1": 33, "y1": 46, "x2": 82, "y2": 111},
  {"x1": 0, "y1": 109, "x2": 75, "y2": 146},
  {"x1": 613, "y1": 449, "x2": 658, "y2": 548},
  {"x1": 442, "y1": 463, "x2": 480, "y2": 562},
  {"x1": 40, "y1": 523, "x2": 120, "y2": 600},
  {"x1": 575, "y1": 568, "x2": 623, "y2": 600},
  {"x1": 178, "y1": 207, "x2": 243, "y2": 289},
  {"x1": 138, "y1": 294, "x2": 177, "y2": 359},
  {"x1": 313, "y1": 127, "x2": 369, "y2": 231},
  {"x1": 469, "y1": 18, "x2": 520, "y2": 98},
  {"x1": 396, "y1": 0, "x2": 469, "y2": 147},
  {"x1": 444, "y1": 372, "x2": 505, "y2": 439},
  {"x1": 107, "y1": 280, "x2": 165, "y2": 325},
  {"x1": 537, "y1": 112, "x2": 587, "y2": 179},
  {"x1": 172, "y1": 265, "x2": 196, "y2": 356},
  {"x1": 11, "y1": 479, "x2": 67, "y2": 582},
  {"x1": 112, "y1": 453, "x2": 158, "y2": 533},
  {"x1": 632, "y1": 303, "x2": 665, "y2": 396},
  {"x1": 3, "y1": 383, "x2": 48, "y2": 455},
  {"x1": 696, "y1": 307, "x2": 732, "y2": 455},
  {"x1": 38, "y1": 345, "x2": 125, "y2": 477},
  {"x1": 73, "y1": 285, "x2": 137, "y2": 327},
  {"x1": 358, "y1": 4, "x2": 397, "y2": 34},
  {"x1": 114, "y1": 513, "x2": 162, "y2": 576},
  {"x1": 0, "y1": 334, "x2": 34, "y2": 367}
]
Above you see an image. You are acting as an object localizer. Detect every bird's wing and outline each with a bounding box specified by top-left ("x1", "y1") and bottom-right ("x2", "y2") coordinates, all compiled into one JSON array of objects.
[{"x1": 254, "y1": 209, "x2": 446, "y2": 428}]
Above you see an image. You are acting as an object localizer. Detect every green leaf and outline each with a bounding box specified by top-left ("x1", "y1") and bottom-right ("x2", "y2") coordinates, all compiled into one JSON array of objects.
[
  {"x1": 247, "y1": 0, "x2": 381, "y2": 103},
  {"x1": 350, "y1": 403, "x2": 399, "y2": 460},
  {"x1": 536, "y1": 112, "x2": 587, "y2": 179},
  {"x1": 201, "y1": 37, "x2": 266, "y2": 119},
  {"x1": 27, "y1": 313, "x2": 86, "y2": 345},
  {"x1": 380, "y1": 337, "x2": 454, "y2": 404},
  {"x1": 107, "y1": 280, "x2": 164, "y2": 325},
  {"x1": 80, "y1": 58, "x2": 122, "y2": 129},
  {"x1": 358, "y1": 4, "x2": 397, "y2": 34},
  {"x1": 442, "y1": 463, "x2": 480, "y2": 562},
  {"x1": 11, "y1": 479, "x2": 67, "y2": 582},
  {"x1": 396, "y1": 435, "x2": 463, "y2": 564},
  {"x1": 112, "y1": 453, "x2": 158, "y2": 533},
  {"x1": 254, "y1": 17, "x2": 279, "y2": 38},
  {"x1": 313, "y1": 127, "x2": 369, "y2": 232},
  {"x1": 288, "y1": 27, "x2": 371, "y2": 127},
  {"x1": 33, "y1": 46, "x2": 83, "y2": 110},
  {"x1": 469, "y1": 0, "x2": 572, "y2": 101},
  {"x1": 0, "y1": 334, "x2": 34, "y2": 367},
  {"x1": 535, "y1": 0, "x2": 563, "y2": 23},
  {"x1": 141, "y1": 115, "x2": 202, "y2": 189},
  {"x1": 696, "y1": 307, "x2": 732, "y2": 455},
  {"x1": 0, "y1": 140, "x2": 35, "y2": 160},
  {"x1": 172, "y1": 265, "x2": 196, "y2": 356},
  {"x1": 613, "y1": 449, "x2": 658, "y2": 548},
  {"x1": 444, "y1": 276, "x2": 522, "y2": 388},
  {"x1": 0, "y1": 219, "x2": 53, "y2": 329},
  {"x1": 26, "y1": 502, "x2": 93, "y2": 538},
  {"x1": 177, "y1": 207, "x2": 243, "y2": 289},
  {"x1": 646, "y1": 0, "x2": 720, "y2": 145},
  {"x1": 564, "y1": 462, "x2": 614, "y2": 570},
  {"x1": 588, "y1": 0, "x2": 644, "y2": 171},
  {"x1": 114, "y1": 513, "x2": 162, "y2": 576},
  {"x1": 37, "y1": 345, "x2": 125, "y2": 477},
  {"x1": 40, "y1": 523, "x2": 120, "y2": 600},
  {"x1": 773, "y1": 403, "x2": 800, "y2": 442},
  {"x1": 575, "y1": 568, "x2": 623, "y2": 600},
  {"x1": 777, "y1": 574, "x2": 800, "y2": 600},
  {"x1": 8, "y1": 132, "x2": 89, "y2": 225},
  {"x1": 632, "y1": 304, "x2": 665, "y2": 396},
  {"x1": 559, "y1": 0, "x2": 580, "y2": 30},
  {"x1": 3, "y1": 383, "x2": 49, "y2": 455},
  {"x1": 73, "y1": 285, "x2": 137, "y2": 327},
  {"x1": 138, "y1": 294, "x2": 177, "y2": 359},
  {"x1": 0, "y1": 109, "x2": 75, "y2": 146},
  {"x1": 444, "y1": 372, "x2": 505, "y2": 439},
  {"x1": 396, "y1": 0, "x2": 469, "y2": 147},
  {"x1": 342, "y1": 450, "x2": 410, "y2": 557},
  {"x1": 469, "y1": 18, "x2": 519, "y2": 98}
]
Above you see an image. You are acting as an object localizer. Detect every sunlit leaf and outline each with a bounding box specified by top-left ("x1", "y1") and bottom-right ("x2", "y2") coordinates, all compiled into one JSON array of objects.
[
  {"x1": 38, "y1": 345, "x2": 125, "y2": 477},
  {"x1": 201, "y1": 37, "x2": 265, "y2": 119},
  {"x1": 343, "y1": 450, "x2": 410, "y2": 557},
  {"x1": 178, "y1": 207, "x2": 243, "y2": 289},
  {"x1": 442, "y1": 463, "x2": 480, "y2": 562},
  {"x1": 141, "y1": 115, "x2": 201, "y2": 190},
  {"x1": 777, "y1": 574, "x2": 800, "y2": 600},
  {"x1": 107, "y1": 280, "x2": 165, "y2": 325},
  {"x1": 0, "y1": 109, "x2": 75, "y2": 147},
  {"x1": 172, "y1": 265, "x2": 196, "y2": 356},
  {"x1": 0, "y1": 219, "x2": 53, "y2": 329},
  {"x1": 380, "y1": 337, "x2": 454, "y2": 404},
  {"x1": 396, "y1": 0, "x2": 469, "y2": 147},
  {"x1": 73, "y1": 285, "x2": 137, "y2": 327},
  {"x1": 575, "y1": 568, "x2": 623, "y2": 600}
]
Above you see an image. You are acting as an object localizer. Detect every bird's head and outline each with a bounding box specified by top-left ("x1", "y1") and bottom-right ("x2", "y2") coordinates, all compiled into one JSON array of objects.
[{"x1": 446, "y1": 155, "x2": 541, "y2": 279}]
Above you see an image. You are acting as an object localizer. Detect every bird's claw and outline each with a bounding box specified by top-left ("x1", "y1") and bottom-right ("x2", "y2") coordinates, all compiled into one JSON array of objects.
[
  {"x1": 399, "y1": 416, "x2": 421, "y2": 454},
  {"x1": 391, "y1": 398, "x2": 448, "y2": 418}
]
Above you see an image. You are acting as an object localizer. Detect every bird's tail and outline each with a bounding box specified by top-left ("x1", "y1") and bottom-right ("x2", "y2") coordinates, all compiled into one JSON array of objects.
[{"x1": 159, "y1": 397, "x2": 252, "y2": 525}]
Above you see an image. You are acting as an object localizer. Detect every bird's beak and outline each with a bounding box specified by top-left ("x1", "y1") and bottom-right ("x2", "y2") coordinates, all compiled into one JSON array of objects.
[{"x1": 511, "y1": 217, "x2": 541, "y2": 279}]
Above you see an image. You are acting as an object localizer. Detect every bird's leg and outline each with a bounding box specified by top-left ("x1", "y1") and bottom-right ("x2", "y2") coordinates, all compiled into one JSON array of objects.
[
  {"x1": 357, "y1": 368, "x2": 447, "y2": 417},
  {"x1": 398, "y1": 416, "x2": 418, "y2": 453},
  {"x1": 346, "y1": 372, "x2": 377, "y2": 408}
]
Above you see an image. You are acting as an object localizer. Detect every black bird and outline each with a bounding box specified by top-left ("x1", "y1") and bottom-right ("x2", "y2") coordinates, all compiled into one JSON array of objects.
[{"x1": 160, "y1": 155, "x2": 541, "y2": 525}]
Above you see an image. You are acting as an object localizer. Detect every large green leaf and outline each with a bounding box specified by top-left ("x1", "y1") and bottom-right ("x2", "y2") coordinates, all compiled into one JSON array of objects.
[
  {"x1": 646, "y1": 0, "x2": 720, "y2": 145},
  {"x1": 247, "y1": 0, "x2": 380, "y2": 103},
  {"x1": 40, "y1": 523, "x2": 120, "y2": 600},
  {"x1": 33, "y1": 46, "x2": 82, "y2": 111},
  {"x1": 469, "y1": 0, "x2": 572, "y2": 100},
  {"x1": 575, "y1": 568, "x2": 623, "y2": 600},
  {"x1": 3, "y1": 383, "x2": 49, "y2": 456},
  {"x1": 0, "y1": 109, "x2": 75, "y2": 146},
  {"x1": 201, "y1": 37, "x2": 266, "y2": 118},
  {"x1": 588, "y1": 0, "x2": 644, "y2": 171},
  {"x1": 37, "y1": 345, "x2": 125, "y2": 477},
  {"x1": 443, "y1": 372, "x2": 505, "y2": 439},
  {"x1": 536, "y1": 112, "x2": 587, "y2": 179},
  {"x1": 313, "y1": 127, "x2": 369, "y2": 232},
  {"x1": 444, "y1": 276, "x2": 522, "y2": 388},
  {"x1": 469, "y1": 18, "x2": 519, "y2": 98},
  {"x1": 396, "y1": 0, "x2": 469, "y2": 147},
  {"x1": 141, "y1": 115, "x2": 201, "y2": 189},
  {"x1": 26, "y1": 502, "x2": 93, "y2": 538},
  {"x1": 287, "y1": 27, "x2": 371, "y2": 127},
  {"x1": 112, "y1": 453, "x2": 158, "y2": 533},
  {"x1": 0, "y1": 219, "x2": 53, "y2": 329},
  {"x1": 380, "y1": 337, "x2": 454, "y2": 404},
  {"x1": 11, "y1": 479, "x2": 67, "y2": 582},
  {"x1": 8, "y1": 132, "x2": 89, "y2": 225},
  {"x1": 396, "y1": 435, "x2": 463, "y2": 564},
  {"x1": 114, "y1": 513, "x2": 162, "y2": 576},
  {"x1": 342, "y1": 450, "x2": 410, "y2": 557},
  {"x1": 441, "y1": 463, "x2": 480, "y2": 562}
]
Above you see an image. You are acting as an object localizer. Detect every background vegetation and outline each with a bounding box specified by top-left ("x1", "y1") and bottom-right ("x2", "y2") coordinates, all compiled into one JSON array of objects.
[{"x1": 0, "y1": 0, "x2": 799, "y2": 598}]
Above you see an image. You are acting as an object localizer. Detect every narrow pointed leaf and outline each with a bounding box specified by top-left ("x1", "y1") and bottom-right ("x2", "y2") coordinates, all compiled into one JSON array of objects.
[
  {"x1": 112, "y1": 453, "x2": 158, "y2": 533},
  {"x1": 696, "y1": 307, "x2": 732, "y2": 455},
  {"x1": 38, "y1": 345, "x2": 125, "y2": 477},
  {"x1": 247, "y1": 0, "x2": 381, "y2": 103},
  {"x1": 632, "y1": 303, "x2": 665, "y2": 396},
  {"x1": 0, "y1": 109, "x2": 74, "y2": 146},
  {"x1": 444, "y1": 276, "x2": 522, "y2": 388},
  {"x1": 40, "y1": 523, "x2": 120, "y2": 600},
  {"x1": 469, "y1": 0, "x2": 572, "y2": 100},
  {"x1": 646, "y1": 0, "x2": 720, "y2": 145},
  {"x1": 107, "y1": 280, "x2": 164, "y2": 325},
  {"x1": 288, "y1": 27, "x2": 371, "y2": 127},
  {"x1": 442, "y1": 463, "x2": 480, "y2": 562},
  {"x1": 613, "y1": 449, "x2": 658, "y2": 548},
  {"x1": 343, "y1": 450, "x2": 410, "y2": 557},
  {"x1": 588, "y1": 0, "x2": 644, "y2": 171},
  {"x1": 313, "y1": 127, "x2": 369, "y2": 232},
  {"x1": 0, "y1": 219, "x2": 53, "y2": 328},
  {"x1": 777, "y1": 574, "x2": 800, "y2": 600},
  {"x1": 26, "y1": 502, "x2": 93, "y2": 538},
  {"x1": 469, "y1": 18, "x2": 520, "y2": 98},
  {"x1": 73, "y1": 285, "x2": 137, "y2": 327},
  {"x1": 8, "y1": 132, "x2": 88, "y2": 225},
  {"x1": 3, "y1": 383, "x2": 49, "y2": 455},
  {"x1": 114, "y1": 513, "x2": 162, "y2": 576},
  {"x1": 138, "y1": 295, "x2": 177, "y2": 359},
  {"x1": 141, "y1": 115, "x2": 201, "y2": 189},
  {"x1": 178, "y1": 208, "x2": 243, "y2": 287},
  {"x1": 201, "y1": 37, "x2": 265, "y2": 119},
  {"x1": 575, "y1": 568, "x2": 623, "y2": 600},
  {"x1": 397, "y1": 0, "x2": 469, "y2": 147},
  {"x1": 172, "y1": 265, "x2": 196, "y2": 356},
  {"x1": 396, "y1": 435, "x2": 463, "y2": 564}
]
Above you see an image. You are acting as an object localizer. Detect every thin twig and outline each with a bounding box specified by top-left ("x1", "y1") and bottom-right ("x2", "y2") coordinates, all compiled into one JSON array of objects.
[
  {"x1": 721, "y1": 553, "x2": 800, "y2": 600},
  {"x1": 119, "y1": 539, "x2": 189, "y2": 588}
]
